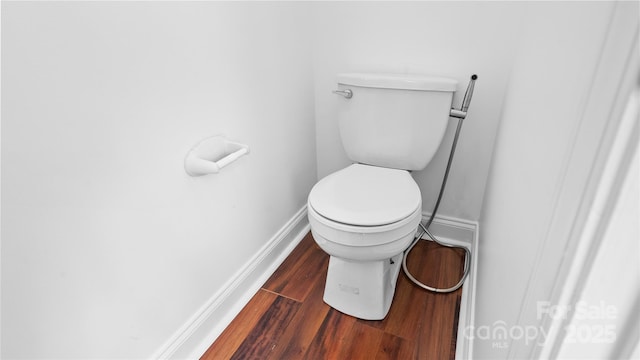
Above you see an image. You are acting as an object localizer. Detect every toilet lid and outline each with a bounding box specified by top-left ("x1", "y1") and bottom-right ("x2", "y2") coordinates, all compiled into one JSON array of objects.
[{"x1": 308, "y1": 164, "x2": 421, "y2": 226}]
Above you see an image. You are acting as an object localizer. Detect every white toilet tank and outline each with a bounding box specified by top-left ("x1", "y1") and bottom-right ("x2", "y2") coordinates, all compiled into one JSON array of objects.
[{"x1": 336, "y1": 73, "x2": 457, "y2": 171}]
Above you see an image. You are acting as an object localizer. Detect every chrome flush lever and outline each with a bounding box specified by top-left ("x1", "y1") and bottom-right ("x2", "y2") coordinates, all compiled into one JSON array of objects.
[
  {"x1": 332, "y1": 89, "x2": 353, "y2": 99},
  {"x1": 450, "y1": 74, "x2": 478, "y2": 119}
]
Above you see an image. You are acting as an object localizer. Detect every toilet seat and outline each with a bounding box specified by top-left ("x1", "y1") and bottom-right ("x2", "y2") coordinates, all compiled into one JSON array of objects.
[
  {"x1": 307, "y1": 164, "x2": 422, "y2": 250},
  {"x1": 308, "y1": 164, "x2": 421, "y2": 227},
  {"x1": 308, "y1": 204, "x2": 421, "y2": 251}
]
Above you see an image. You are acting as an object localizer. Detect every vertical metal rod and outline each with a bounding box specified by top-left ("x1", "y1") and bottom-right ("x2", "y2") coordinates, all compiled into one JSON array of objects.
[{"x1": 424, "y1": 116, "x2": 464, "y2": 230}]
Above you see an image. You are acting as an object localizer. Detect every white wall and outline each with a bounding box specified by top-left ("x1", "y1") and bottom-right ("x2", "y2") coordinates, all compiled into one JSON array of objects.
[
  {"x1": 1, "y1": 2, "x2": 315, "y2": 358},
  {"x1": 311, "y1": 2, "x2": 525, "y2": 222},
  {"x1": 474, "y1": 2, "x2": 638, "y2": 358},
  {"x1": 557, "y1": 143, "x2": 639, "y2": 359}
]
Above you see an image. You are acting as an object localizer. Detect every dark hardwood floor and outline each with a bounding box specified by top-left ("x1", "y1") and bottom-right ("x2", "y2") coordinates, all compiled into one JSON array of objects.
[{"x1": 202, "y1": 232, "x2": 465, "y2": 359}]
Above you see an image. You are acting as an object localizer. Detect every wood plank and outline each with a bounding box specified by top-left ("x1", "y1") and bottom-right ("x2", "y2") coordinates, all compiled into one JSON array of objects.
[
  {"x1": 201, "y1": 290, "x2": 278, "y2": 360},
  {"x1": 411, "y1": 240, "x2": 464, "y2": 360},
  {"x1": 375, "y1": 332, "x2": 416, "y2": 360},
  {"x1": 303, "y1": 308, "x2": 358, "y2": 359},
  {"x1": 403, "y1": 240, "x2": 465, "y2": 298},
  {"x1": 229, "y1": 295, "x2": 301, "y2": 360},
  {"x1": 265, "y1": 269, "x2": 331, "y2": 360},
  {"x1": 432, "y1": 243, "x2": 465, "y2": 290},
  {"x1": 449, "y1": 297, "x2": 462, "y2": 360},
  {"x1": 340, "y1": 321, "x2": 385, "y2": 360},
  {"x1": 416, "y1": 293, "x2": 460, "y2": 360},
  {"x1": 263, "y1": 233, "x2": 328, "y2": 302},
  {"x1": 262, "y1": 233, "x2": 315, "y2": 293}
]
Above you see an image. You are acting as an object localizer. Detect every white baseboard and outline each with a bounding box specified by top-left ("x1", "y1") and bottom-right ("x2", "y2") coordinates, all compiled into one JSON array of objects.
[
  {"x1": 151, "y1": 206, "x2": 310, "y2": 360},
  {"x1": 419, "y1": 212, "x2": 478, "y2": 360}
]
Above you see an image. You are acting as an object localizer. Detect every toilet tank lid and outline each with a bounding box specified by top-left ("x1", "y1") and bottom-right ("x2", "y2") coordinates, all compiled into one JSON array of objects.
[{"x1": 337, "y1": 73, "x2": 457, "y2": 92}]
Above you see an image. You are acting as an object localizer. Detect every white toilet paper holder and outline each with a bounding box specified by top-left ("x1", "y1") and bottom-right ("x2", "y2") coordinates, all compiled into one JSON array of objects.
[{"x1": 184, "y1": 135, "x2": 250, "y2": 176}]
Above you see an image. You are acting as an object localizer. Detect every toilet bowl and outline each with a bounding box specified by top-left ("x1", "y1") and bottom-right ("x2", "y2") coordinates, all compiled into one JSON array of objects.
[{"x1": 307, "y1": 164, "x2": 422, "y2": 319}]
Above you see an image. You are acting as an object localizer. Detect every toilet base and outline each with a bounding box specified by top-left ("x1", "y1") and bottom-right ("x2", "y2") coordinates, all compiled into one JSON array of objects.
[{"x1": 323, "y1": 253, "x2": 403, "y2": 320}]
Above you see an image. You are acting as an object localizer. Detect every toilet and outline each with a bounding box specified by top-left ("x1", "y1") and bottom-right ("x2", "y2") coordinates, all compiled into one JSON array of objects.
[{"x1": 307, "y1": 73, "x2": 457, "y2": 320}]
